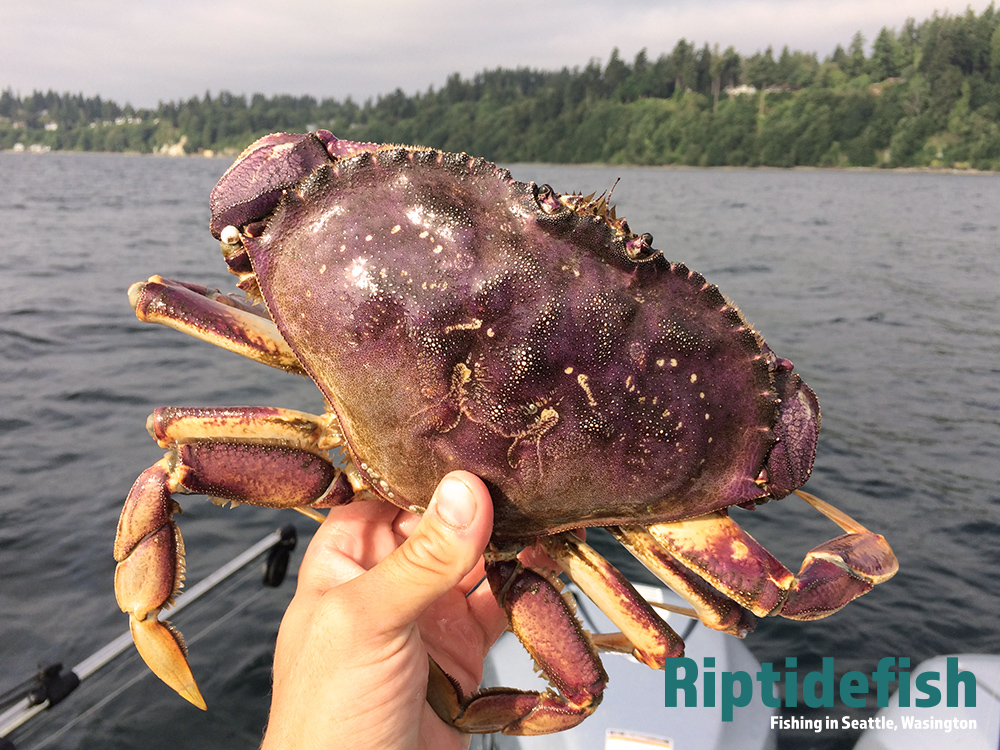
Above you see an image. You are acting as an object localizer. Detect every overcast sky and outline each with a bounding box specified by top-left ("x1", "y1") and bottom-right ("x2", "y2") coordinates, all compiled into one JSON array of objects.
[{"x1": 2, "y1": 0, "x2": 993, "y2": 108}]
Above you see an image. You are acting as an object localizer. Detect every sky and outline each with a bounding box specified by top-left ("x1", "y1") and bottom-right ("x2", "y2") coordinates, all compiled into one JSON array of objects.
[{"x1": 1, "y1": 0, "x2": 994, "y2": 109}]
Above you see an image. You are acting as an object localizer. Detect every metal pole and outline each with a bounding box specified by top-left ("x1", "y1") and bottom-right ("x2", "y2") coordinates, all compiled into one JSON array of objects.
[{"x1": 0, "y1": 527, "x2": 293, "y2": 740}]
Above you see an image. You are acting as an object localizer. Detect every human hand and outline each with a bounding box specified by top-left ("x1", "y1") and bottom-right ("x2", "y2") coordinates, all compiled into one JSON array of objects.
[{"x1": 260, "y1": 471, "x2": 507, "y2": 750}]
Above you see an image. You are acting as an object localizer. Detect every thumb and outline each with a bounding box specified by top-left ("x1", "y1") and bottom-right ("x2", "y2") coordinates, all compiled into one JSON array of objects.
[{"x1": 363, "y1": 471, "x2": 493, "y2": 630}]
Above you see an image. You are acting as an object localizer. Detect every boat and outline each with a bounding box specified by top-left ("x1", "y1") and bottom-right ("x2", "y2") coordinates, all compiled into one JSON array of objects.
[
  {"x1": 472, "y1": 581, "x2": 778, "y2": 750},
  {"x1": 1, "y1": 527, "x2": 778, "y2": 750},
  {"x1": 853, "y1": 654, "x2": 1000, "y2": 750}
]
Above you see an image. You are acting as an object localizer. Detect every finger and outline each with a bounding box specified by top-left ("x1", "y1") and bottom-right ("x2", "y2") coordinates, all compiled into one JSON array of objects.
[
  {"x1": 391, "y1": 508, "x2": 422, "y2": 540},
  {"x1": 455, "y1": 556, "x2": 488, "y2": 594},
  {"x1": 466, "y1": 583, "x2": 508, "y2": 644},
  {"x1": 291, "y1": 499, "x2": 402, "y2": 605},
  {"x1": 348, "y1": 471, "x2": 494, "y2": 631},
  {"x1": 518, "y1": 541, "x2": 563, "y2": 573}
]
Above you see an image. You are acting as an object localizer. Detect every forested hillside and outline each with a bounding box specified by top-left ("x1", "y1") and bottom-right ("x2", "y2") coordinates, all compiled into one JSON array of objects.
[{"x1": 4, "y1": 6, "x2": 1000, "y2": 168}]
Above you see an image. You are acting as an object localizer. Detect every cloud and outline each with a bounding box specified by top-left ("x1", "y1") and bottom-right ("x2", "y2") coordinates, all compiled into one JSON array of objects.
[{"x1": 1, "y1": 0, "x2": 993, "y2": 107}]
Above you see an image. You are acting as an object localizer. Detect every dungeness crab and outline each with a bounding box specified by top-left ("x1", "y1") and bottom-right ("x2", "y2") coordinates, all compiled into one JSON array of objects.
[{"x1": 114, "y1": 131, "x2": 897, "y2": 734}]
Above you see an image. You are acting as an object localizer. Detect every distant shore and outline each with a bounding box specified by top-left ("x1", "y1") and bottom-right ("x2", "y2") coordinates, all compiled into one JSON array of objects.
[{"x1": 4, "y1": 145, "x2": 996, "y2": 176}]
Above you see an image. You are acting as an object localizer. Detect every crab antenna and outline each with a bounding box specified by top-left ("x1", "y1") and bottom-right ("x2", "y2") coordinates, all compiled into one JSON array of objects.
[{"x1": 605, "y1": 177, "x2": 621, "y2": 203}]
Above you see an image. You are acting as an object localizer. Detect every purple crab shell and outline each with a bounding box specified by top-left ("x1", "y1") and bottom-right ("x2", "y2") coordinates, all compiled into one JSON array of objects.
[{"x1": 235, "y1": 140, "x2": 778, "y2": 540}]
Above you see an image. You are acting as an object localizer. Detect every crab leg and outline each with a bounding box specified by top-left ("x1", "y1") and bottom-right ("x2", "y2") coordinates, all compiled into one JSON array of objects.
[
  {"x1": 780, "y1": 490, "x2": 898, "y2": 619},
  {"x1": 147, "y1": 405, "x2": 344, "y2": 453},
  {"x1": 429, "y1": 554, "x2": 608, "y2": 735},
  {"x1": 610, "y1": 526, "x2": 757, "y2": 636},
  {"x1": 641, "y1": 511, "x2": 792, "y2": 618},
  {"x1": 633, "y1": 492, "x2": 897, "y2": 623},
  {"x1": 113, "y1": 406, "x2": 355, "y2": 708},
  {"x1": 539, "y1": 532, "x2": 684, "y2": 667},
  {"x1": 128, "y1": 275, "x2": 305, "y2": 374}
]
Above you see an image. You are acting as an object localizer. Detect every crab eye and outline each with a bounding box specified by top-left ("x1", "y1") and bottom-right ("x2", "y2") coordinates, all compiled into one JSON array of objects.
[
  {"x1": 534, "y1": 183, "x2": 561, "y2": 214},
  {"x1": 220, "y1": 225, "x2": 242, "y2": 246},
  {"x1": 625, "y1": 233, "x2": 658, "y2": 262}
]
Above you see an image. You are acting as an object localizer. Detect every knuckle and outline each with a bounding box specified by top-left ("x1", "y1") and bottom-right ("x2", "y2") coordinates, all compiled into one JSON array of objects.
[{"x1": 399, "y1": 524, "x2": 456, "y2": 580}]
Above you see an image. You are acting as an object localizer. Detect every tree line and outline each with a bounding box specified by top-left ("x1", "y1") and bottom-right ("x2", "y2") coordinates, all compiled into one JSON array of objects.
[{"x1": 3, "y1": 5, "x2": 1000, "y2": 169}]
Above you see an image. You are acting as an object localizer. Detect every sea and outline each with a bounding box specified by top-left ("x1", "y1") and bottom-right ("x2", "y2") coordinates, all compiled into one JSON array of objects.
[{"x1": 0, "y1": 151, "x2": 997, "y2": 749}]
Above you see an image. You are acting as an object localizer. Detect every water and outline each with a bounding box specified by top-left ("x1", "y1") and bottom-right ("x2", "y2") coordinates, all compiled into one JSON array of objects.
[{"x1": 1, "y1": 152, "x2": 997, "y2": 749}]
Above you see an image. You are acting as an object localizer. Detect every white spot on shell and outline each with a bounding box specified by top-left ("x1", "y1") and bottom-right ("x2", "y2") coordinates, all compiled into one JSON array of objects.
[
  {"x1": 444, "y1": 319, "x2": 482, "y2": 333},
  {"x1": 309, "y1": 205, "x2": 346, "y2": 234},
  {"x1": 577, "y1": 374, "x2": 597, "y2": 406},
  {"x1": 349, "y1": 258, "x2": 376, "y2": 291}
]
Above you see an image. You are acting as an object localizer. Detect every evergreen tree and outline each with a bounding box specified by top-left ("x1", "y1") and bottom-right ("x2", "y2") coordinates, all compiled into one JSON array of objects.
[{"x1": 3, "y1": 6, "x2": 999, "y2": 169}]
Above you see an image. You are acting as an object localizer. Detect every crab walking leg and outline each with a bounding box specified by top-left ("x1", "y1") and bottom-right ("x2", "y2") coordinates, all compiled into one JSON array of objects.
[
  {"x1": 128, "y1": 275, "x2": 306, "y2": 374},
  {"x1": 780, "y1": 490, "x2": 898, "y2": 619},
  {"x1": 641, "y1": 496, "x2": 897, "y2": 622},
  {"x1": 610, "y1": 526, "x2": 756, "y2": 636},
  {"x1": 114, "y1": 408, "x2": 356, "y2": 709},
  {"x1": 113, "y1": 462, "x2": 200, "y2": 705},
  {"x1": 642, "y1": 512, "x2": 792, "y2": 619},
  {"x1": 429, "y1": 556, "x2": 608, "y2": 735},
  {"x1": 147, "y1": 405, "x2": 344, "y2": 454},
  {"x1": 539, "y1": 532, "x2": 684, "y2": 667}
]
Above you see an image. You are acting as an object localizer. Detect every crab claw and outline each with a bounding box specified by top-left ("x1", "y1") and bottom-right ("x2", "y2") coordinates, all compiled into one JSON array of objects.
[
  {"x1": 639, "y1": 491, "x2": 897, "y2": 624},
  {"x1": 128, "y1": 615, "x2": 205, "y2": 710},
  {"x1": 779, "y1": 489, "x2": 899, "y2": 620},
  {"x1": 114, "y1": 460, "x2": 206, "y2": 709}
]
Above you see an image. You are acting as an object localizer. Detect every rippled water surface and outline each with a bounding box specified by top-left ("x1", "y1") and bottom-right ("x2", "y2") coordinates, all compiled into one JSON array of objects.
[{"x1": 1, "y1": 152, "x2": 998, "y2": 749}]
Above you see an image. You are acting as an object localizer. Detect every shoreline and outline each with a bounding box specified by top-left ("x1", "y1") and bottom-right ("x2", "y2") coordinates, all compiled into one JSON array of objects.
[{"x1": 2, "y1": 148, "x2": 997, "y2": 175}]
